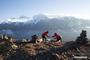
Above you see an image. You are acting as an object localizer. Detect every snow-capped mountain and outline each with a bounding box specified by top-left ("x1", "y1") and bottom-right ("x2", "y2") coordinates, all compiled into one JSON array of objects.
[
  {"x1": 26, "y1": 14, "x2": 49, "y2": 24},
  {"x1": 0, "y1": 16, "x2": 31, "y2": 24},
  {"x1": 0, "y1": 14, "x2": 49, "y2": 24}
]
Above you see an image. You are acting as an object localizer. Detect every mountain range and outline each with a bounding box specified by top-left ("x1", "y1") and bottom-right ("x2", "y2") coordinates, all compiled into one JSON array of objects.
[{"x1": 0, "y1": 14, "x2": 90, "y2": 41}]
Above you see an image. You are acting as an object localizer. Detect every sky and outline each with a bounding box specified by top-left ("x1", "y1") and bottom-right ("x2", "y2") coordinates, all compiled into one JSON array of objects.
[{"x1": 0, "y1": 0, "x2": 90, "y2": 19}]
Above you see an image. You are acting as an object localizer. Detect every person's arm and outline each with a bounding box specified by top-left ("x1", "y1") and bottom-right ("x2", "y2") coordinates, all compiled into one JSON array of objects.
[
  {"x1": 52, "y1": 35, "x2": 57, "y2": 40},
  {"x1": 52, "y1": 35, "x2": 55, "y2": 37},
  {"x1": 45, "y1": 33, "x2": 49, "y2": 37}
]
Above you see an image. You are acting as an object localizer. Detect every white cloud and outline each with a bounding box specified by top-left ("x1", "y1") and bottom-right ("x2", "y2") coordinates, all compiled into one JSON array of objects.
[{"x1": 44, "y1": 13, "x2": 90, "y2": 20}]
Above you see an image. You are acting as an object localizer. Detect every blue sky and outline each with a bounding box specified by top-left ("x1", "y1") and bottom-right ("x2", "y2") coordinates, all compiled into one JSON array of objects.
[{"x1": 0, "y1": 0, "x2": 90, "y2": 19}]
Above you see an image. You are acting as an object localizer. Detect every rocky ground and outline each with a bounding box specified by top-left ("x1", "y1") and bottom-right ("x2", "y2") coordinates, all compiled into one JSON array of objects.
[{"x1": 0, "y1": 41, "x2": 90, "y2": 60}]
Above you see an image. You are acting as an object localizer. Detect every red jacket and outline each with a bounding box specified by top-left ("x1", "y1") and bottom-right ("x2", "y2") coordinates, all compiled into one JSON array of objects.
[
  {"x1": 52, "y1": 33, "x2": 61, "y2": 40},
  {"x1": 42, "y1": 32, "x2": 48, "y2": 36}
]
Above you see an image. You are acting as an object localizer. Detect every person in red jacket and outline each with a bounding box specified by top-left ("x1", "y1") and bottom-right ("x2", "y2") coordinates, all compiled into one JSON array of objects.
[
  {"x1": 52, "y1": 33, "x2": 62, "y2": 42},
  {"x1": 42, "y1": 31, "x2": 49, "y2": 41}
]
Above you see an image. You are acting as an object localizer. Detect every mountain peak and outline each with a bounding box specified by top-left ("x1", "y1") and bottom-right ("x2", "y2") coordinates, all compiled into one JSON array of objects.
[{"x1": 33, "y1": 14, "x2": 48, "y2": 20}]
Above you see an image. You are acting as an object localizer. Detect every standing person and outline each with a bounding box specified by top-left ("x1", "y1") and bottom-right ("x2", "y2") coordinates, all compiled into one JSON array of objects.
[
  {"x1": 52, "y1": 33, "x2": 62, "y2": 43},
  {"x1": 42, "y1": 31, "x2": 49, "y2": 42}
]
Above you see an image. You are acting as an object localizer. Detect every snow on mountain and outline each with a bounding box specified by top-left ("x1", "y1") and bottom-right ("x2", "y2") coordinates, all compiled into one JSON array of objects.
[
  {"x1": 0, "y1": 14, "x2": 49, "y2": 24},
  {"x1": 0, "y1": 16, "x2": 32, "y2": 24},
  {"x1": 26, "y1": 14, "x2": 49, "y2": 24}
]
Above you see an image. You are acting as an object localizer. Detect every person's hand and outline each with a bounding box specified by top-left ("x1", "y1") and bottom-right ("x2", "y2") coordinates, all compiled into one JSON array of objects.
[
  {"x1": 47, "y1": 36, "x2": 50, "y2": 37},
  {"x1": 52, "y1": 35, "x2": 55, "y2": 37}
]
